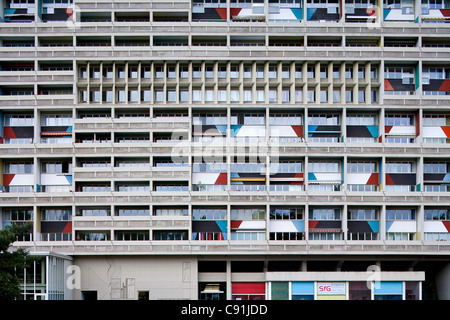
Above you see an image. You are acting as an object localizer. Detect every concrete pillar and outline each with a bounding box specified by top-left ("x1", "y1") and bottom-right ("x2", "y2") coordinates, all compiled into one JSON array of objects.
[{"x1": 435, "y1": 263, "x2": 450, "y2": 300}]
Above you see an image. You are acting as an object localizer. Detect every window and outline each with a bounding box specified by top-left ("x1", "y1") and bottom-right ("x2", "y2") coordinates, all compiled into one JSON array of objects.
[
  {"x1": 307, "y1": 67, "x2": 315, "y2": 79},
  {"x1": 153, "y1": 230, "x2": 188, "y2": 240},
  {"x1": 193, "y1": 113, "x2": 227, "y2": 126},
  {"x1": 292, "y1": 282, "x2": 314, "y2": 300},
  {"x1": 386, "y1": 162, "x2": 415, "y2": 173},
  {"x1": 154, "y1": 90, "x2": 164, "y2": 102},
  {"x1": 218, "y1": 66, "x2": 227, "y2": 78},
  {"x1": 348, "y1": 208, "x2": 378, "y2": 220},
  {"x1": 154, "y1": 66, "x2": 164, "y2": 78},
  {"x1": 423, "y1": 114, "x2": 447, "y2": 127},
  {"x1": 141, "y1": 90, "x2": 151, "y2": 102},
  {"x1": 231, "y1": 113, "x2": 265, "y2": 126},
  {"x1": 371, "y1": 90, "x2": 378, "y2": 103},
  {"x1": 205, "y1": 90, "x2": 214, "y2": 102},
  {"x1": 385, "y1": 114, "x2": 414, "y2": 126},
  {"x1": 348, "y1": 232, "x2": 378, "y2": 240},
  {"x1": 167, "y1": 66, "x2": 176, "y2": 78},
  {"x1": 192, "y1": 207, "x2": 227, "y2": 240},
  {"x1": 79, "y1": 184, "x2": 111, "y2": 192},
  {"x1": 218, "y1": 89, "x2": 227, "y2": 102},
  {"x1": 76, "y1": 232, "x2": 111, "y2": 241},
  {"x1": 5, "y1": 162, "x2": 33, "y2": 174},
  {"x1": 269, "y1": 89, "x2": 277, "y2": 102},
  {"x1": 425, "y1": 208, "x2": 450, "y2": 220},
  {"x1": 270, "y1": 207, "x2": 303, "y2": 220},
  {"x1": 347, "y1": 113, "x2": 376, "y2": 125},
  {"x1": 243, "y1": 66, "x2": 252, "y2": 79},
  {"x1": 3, "y1": 208, "x2": 33, "y2": 241},
  {"x1": 346, "y1": 90, "x2": 353, "y2": 103},
  {"x1": 333, "y1": 90, "x2": 341, "y2": 103},
  {"x1": 206, "y1": 66, "x2": 214, "y2": 78},
  {"x1": 349, "y1": 282, "x2": 372, "y2": 300},
  {"x1": 103, "y1": 90, "x2": 113, "y2": 102},
  {"x1": 256, "y1": 90, "x2": 265, "y2": 102},
  {"x1": 3, "y1": 208, "x2": 33, "y2": 222},
  {"x1": 308, "y1": 161, "x2": 339, "y2": 174},
  {"x1": 193, "y1": 66, "x2": 201, "y2": 78},
  {"x1": 269, "y1": 232, "x2": 304, "y2": 240},
  {"x1": 386, "y1": 208, "x2": 415, "y2": 220},
  {"x1": 230, "y1": 232, "x2": 265, "y2": 241},
  {"x1": 90, "y1": 67, "x2": 100, "y2": 79},
  {"x1": 295, "y1": 66, "x2": 302, "y2": 79},
  {"x1": 345, "y1": 67, "x2": 353, "y2": 79},
  {"x1": 268, "y1": 66, "x2": 277, "y2": 79},
  {"x1": 154, "y1": 184, "x2": 189, "y2": 192},
  {"x1": 424, "y1": 162, "x2": 448, "y2": 174},
  {"x1": 176, "y1": 66, "x2": 188, "y2": 79},
  {"x1": 230, "y1": 90, "x2": 240, "y2": 102},
  {"x1": 128, "y1": 90, "x2": 138, "y2": 102},
  {"x1": 178, "y1": 90, "x2": 188, "y2": 102},
  {"x1": 167, "y1": 90, "x2": 176, "y2": 102},
  {"x1": 115, "y1": 231, "x2": 149, "y2": 241},
  {"x1": 41, "y1": 114, "x2": 72, "y2": 126},
  {"x1": 231, "y1": 208, "x2": 265, "y2": 220},
  {"x1": 116, "y1": 207, "x2": 150, "y2": 216},
  {"x1": 243, "y1": 90, "x2": 252, "y2": 102},
  {"x1": 347, "y1": 161, "x2": 377, "y2": 173},
  {"x1": 230, "y1": 66, "x2": 240, "y2": 79},
  {"x1": 347, "y1": 207, "x2": 379, "y2": 239},
  {"x1": 288, "y1": 90, "x2": 299, "y2": 104},
  {"x1": 358, "y1": 90, "x2": 366, "y2": 103},
  {"x1": 117, "y1": 159, "x2": 149, "y2": 167},
  {"x1": 41, "y1": 208, "x2": 71, "y2": 221},
  {"x1": 385, "y1": 67, "x2": 415, "y2": 94},
  {"x1": 230, "y1": 162, "x2": 265, "y2": 173},
  {"x1": 270, "y1": 160, "x2": 303, "y2": 174},
  {"x1": 358, "y1": 67, "x2": 365, "y2": 79},
  {"x1": 79, "y1": 67, "x2": 87, "y2": 79},
  {"x1": 78, "y1": 160, "x2": 111, "y2": 167},
  {"x1": 193, "y1": 90, "x2": 202, "y2": 102},
  {"x1": 308, "y1": 113, "x2": 339, "y2": 125},
  {"x1": 320, "y1": 90, "x2": 328, "y2": 103},
  {"x1": 116, "y1": 183, "x2": 150, "y2": 192},
  {"x1": 386, "y1": 233, "x2": 415, "y2": 241},
  {"x1": 256, "y1": 66, "x2": 264, "y2": 79},
  {"x1": 4, "y1": 114, "x2": 34, "y2": 126},
  {"x1": 270, "y1": 113, "x2": 303, "y2": 126},
  {"x1": 309, "y1": 208, "x2": 341, "y2": 220},
  {"x1": 309, "y1": 233, "x2": 342, "y2": 240},
  {"x1": 282, "y1": 66, "x2": 290, "y2": 79},
  {"x1": 99, "y1": 66, "x2": 112, "y2": 79},
  {"x1": 320, "y1": 67, "x2": 328, "y2": 79},
  {"x1": 42, "y1": 161, "x2": 71, "y2": 174},
  {"x1": 117, "y1": 67, "x2": 126, "y2": 79},
  {"x1": 76, "y1": 207, "x2": 111, "y2": 217},
  {"x1": 154, "y1": 207, "x2": 189, "y2": 216},
  {"x1": 116, "y1": 90, "x2": 126, "y2": 103}
]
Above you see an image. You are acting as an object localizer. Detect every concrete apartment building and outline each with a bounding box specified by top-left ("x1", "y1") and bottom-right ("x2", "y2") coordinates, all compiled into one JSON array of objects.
[{"x1": 1, "y1": 0, "x2": 450, "y2": 301}]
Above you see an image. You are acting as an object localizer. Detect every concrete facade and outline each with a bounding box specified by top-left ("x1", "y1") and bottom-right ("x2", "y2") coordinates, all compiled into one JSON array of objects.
[{"x1": 0, "y1": 0, "x2": 450, "y2": 300}]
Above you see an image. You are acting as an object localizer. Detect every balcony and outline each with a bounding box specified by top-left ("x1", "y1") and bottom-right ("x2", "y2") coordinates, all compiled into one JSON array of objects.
[
  {"x1": 11, "y1": 238, "x2": 450, "y2": 256},
  {"x1": 73, "y1": 117, "x2": 189, "y2": 131},
  {"x1": 72, "y1": 165, "x2": 189, "y2": 180}
]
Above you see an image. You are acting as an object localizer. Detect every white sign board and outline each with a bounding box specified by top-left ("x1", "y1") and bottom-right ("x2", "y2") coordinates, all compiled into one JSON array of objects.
[{"x1": 317, "y1": 282, "x2": 346, "y2": 295}]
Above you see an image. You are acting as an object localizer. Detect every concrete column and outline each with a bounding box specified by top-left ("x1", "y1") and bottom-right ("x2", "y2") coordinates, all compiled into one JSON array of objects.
[
  {"x1": 342, "y1": 203, "x2": 348, "y2": 241},
  {"x1": 380, "y1": 204, "x2": 386, "y2": 240},
  {"x1": 226, "y1": 259, "x2": 232, "y2": 300},
  {"x1": 436, "y1": 263, "x2": 450, "y2": 300}
]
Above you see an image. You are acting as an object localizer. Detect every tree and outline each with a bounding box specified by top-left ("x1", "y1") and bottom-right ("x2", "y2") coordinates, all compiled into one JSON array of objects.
[
  {"x1": 196, "y1": 181, "x2": 206, "y2": 191},
  {"x1": 0, "y1": 222, "x2": 33, "y2": 300}
]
